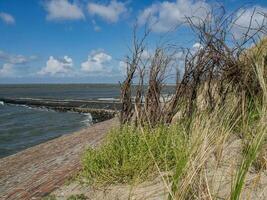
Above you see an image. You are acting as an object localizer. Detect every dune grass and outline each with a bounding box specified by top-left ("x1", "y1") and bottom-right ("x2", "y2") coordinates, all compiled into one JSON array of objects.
[
  {"x1": 82, "y1": 124, "x2": 189, "y2": 185},
  {"x1": 81, "y1": 107, "x2": 265, "y2": 199},
  {"x1": 81, "y1": 105, "x2": 240, "y2": 197},
  {"x1": 81, "y1": 100, "x2": 265, "y2": 199},
  {"x1": 230, "y1": 58, "x2": 267, "y2": 200},
  {"x1": 81, "y1": 57, "x2": 266, "y2": 199},
  {"x1": 82, "y1": 99, "x2": 265, "y2": 199}
]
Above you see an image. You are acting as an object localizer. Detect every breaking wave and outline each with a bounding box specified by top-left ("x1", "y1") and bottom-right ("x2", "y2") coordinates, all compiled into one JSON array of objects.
[{"x1": 81, "y1": 113, "x2": 93, "y2": 126}]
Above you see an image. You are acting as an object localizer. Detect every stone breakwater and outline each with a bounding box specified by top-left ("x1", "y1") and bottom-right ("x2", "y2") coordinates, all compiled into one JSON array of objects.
[{"x1": 0, "y1": 97, "x2": 121, "y2": 122}]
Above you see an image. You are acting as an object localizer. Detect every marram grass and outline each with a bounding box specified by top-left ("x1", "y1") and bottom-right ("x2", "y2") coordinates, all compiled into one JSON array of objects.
[
  {"x1": 230, "y1": 57, "x2": 267, "y2": 200},
  {"x1": 81, "y1": 57, "x2": 266, "y2": 199},
  {"x1": 82, "y1": 124, "x2": 189, "y2": 186}
]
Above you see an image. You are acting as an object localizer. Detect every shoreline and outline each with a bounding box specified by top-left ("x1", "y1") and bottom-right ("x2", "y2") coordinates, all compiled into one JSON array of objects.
[{"x1": 0, "y1": 117, "x2": 118, "y2": 200}]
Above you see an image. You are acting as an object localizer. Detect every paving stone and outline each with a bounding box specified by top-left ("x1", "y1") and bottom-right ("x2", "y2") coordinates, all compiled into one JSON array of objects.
[{"x1": 0, "y1": 118, "x2": 118, "y2": 200}]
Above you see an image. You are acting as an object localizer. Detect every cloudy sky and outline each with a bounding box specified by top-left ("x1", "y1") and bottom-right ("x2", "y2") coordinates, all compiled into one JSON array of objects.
[{"x1": 0, "y1": 0, "x2": 266, "y2": 83}]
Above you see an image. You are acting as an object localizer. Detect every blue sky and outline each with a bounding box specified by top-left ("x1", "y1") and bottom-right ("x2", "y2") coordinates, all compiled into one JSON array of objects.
[{"x1": 0, "y1": 0, "x2": 266, "y2": 83}]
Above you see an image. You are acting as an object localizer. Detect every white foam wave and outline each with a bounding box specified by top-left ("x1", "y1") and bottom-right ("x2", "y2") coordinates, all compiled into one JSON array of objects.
[
  {"x1": 81, "y1": 113, "x2": 93, "y2": 126},
  {"x1": 0, "y1": 101, "x2": 4, "y2": 106},
  {"x1": 97, "y1": 97, "x2": 119, "y2": 101},
  {"x1": 13, "y1": 104, "x2": 55, "y2": 112}
]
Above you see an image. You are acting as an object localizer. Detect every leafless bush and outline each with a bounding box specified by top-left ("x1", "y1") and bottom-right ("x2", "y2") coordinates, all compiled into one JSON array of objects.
[
  {"x1": 120, "y1": 6, "x2": 267, "y2": 127},
  {"x1": 119, "y1": 25, "x2": 149, "y2": 124}
]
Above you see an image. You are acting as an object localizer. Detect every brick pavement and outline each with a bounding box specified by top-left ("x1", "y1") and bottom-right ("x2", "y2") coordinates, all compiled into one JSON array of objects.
[{"x1": 0, "y1": 118, "x2": 118, "y2": 200}]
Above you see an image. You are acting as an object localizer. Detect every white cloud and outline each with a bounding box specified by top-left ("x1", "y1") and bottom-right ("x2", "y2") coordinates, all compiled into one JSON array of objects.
[
  {"x1": 119, "y1": 60, "x2": 127, "y2": 75},
  {"x1": 192, "y1": 42, "x2": 202, "y2": 49},
  {"x1": 0, "y1": 12, "x2": 15, "y2": 24},
  {"x1": 232, "y1": 6, "x2": 267, "y2": 39},
  {"x1": 138, "y1": 0, "x2": 210, "y2": 33},
  {"x1": 0, "y1": 63, "x2": 14, "y2": 77},
  {"x1": 9, "y1": 55, "x2": 27, "y2": 64},
  {"x1": 44, "y1": 0, "x2": 84, "y2": 21},
  {"x1": 173, "y1": 51, "x2": 185, "y2": 61},
  {"x1": 0, "y1": 50, "x2": 36, "y2": 64},
  {"x1": 38, "y1": 56, "x2": 73, "y2": 76},
  {"x1": 0, "y1": 51, "x2": 37, "y2": 77},
  {"x1": 81, "y1": 51, "x2": 112, "y2": 73},
  {"x1": 92, "y1": 19, "x2": 101, "y2": 32},
  {"x1": 88, "y1": 0, "x2": 127, "y2": 23},
  {"x1": 118, "y1": 49, "x2": 152, "y2": 75},
  {"x1": 141, "y1": 50, "x2": 151, "y2": 60}
]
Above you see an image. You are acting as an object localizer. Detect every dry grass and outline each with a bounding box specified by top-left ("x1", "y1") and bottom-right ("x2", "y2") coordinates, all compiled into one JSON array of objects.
[
  {"x1": 79, "y1": 56, "x2": 267, "y2": 200},
  {"x1": 78, "y1": 8, "x2": 267, "y2": 199}
]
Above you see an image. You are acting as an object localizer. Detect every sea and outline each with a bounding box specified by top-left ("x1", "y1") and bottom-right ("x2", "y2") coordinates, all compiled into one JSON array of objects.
[{"x1": 0, "y1": 84, "x2": 121, "y2": 158}]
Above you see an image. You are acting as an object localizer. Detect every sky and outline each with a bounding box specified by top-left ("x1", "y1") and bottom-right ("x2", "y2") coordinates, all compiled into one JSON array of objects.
[{"x1": 0, "y1": 0, "x2": 266, "y2": 84}]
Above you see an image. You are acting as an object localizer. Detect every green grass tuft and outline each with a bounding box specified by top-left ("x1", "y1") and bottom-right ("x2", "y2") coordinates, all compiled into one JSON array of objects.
[
  {"x1": 67, "y1": 194, "x2": 87, "y2": 200},
  {"x1": 82, "y1": 124, "x2": 189, "y2": 185},
  {"x1": 42, "y1": 195, "x2": 57, "y2": 200}
]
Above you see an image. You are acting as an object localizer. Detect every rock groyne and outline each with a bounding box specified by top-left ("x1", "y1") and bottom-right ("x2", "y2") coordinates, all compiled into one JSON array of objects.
[{"x1": 0, "y1": 97, "x2": 121, "y2": 122}]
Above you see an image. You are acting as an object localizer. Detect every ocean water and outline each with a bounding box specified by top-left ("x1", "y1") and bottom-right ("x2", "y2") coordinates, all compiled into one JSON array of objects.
[
  {"x1": 0, "y1": 84, "x2": 120, "y2": 100},
  {"x1": 0, "y1": 84, "x2": 121, "y2": 158}
]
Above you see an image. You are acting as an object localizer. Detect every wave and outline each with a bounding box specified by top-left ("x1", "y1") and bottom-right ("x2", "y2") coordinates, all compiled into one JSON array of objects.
[
  {"x1": 81, "y1": 113, "x2": 93, "y2": 126},
  {"x1": 12, "y1": 104, "x2": 56, "y2": 112},
  {"x1": 97, "y1": 97, "x2": 119, "y2": 101},
  {"x1": 0, "y1": 101, "x2": 4, "y2": 106}
]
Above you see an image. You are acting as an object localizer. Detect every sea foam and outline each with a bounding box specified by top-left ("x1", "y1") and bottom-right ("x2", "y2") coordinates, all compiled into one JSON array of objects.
[
  {"x1": 81, "y1": 113, "x2": 93, "y2": 126},
  {"x1": 97, "y1": 97, "x2": 119, "y2": 101}
]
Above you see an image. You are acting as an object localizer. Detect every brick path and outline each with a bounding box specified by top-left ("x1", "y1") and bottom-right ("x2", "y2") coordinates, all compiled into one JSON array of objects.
[{"x1": 0, "y1": 118, "x2": 118, "y2": 200}]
